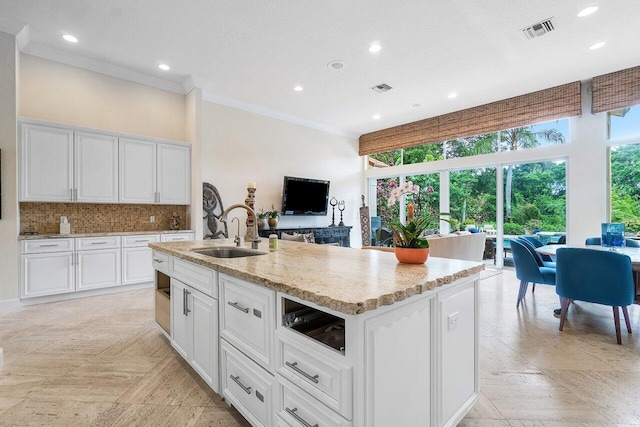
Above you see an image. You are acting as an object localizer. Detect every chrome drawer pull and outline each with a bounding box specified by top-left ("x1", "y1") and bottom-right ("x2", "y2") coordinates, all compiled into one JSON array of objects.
[
  {"x1": 90, "y1": 242, "x2": 108, "y2": 245},
  {"x1": 153, "y1": 259, "x2": 164, "y2": 263},
  {"x1": 285, "y1": 407, "x2": 318, "y2": 427},
  {"x1": 285, "y1": 361, "x2": 319, "y2": 383},
  {"x1": 228, "y1": 301, "x2": 249, "y2": 313},
  {"x1": 38, "y1": 244, "x2": 59, "y2": 247},
  {"x1": 230, "y1": 375, "x2": 251, "y2": 394},
  {"x1": 135, "y1": 239, "x2": 148, "y2": 243}
]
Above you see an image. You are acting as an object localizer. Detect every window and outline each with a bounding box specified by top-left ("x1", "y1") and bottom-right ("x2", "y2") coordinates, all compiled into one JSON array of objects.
[
  {"x1": 610, "y1": 143, "x2": 640, "y2": 232},
  {"x1": 608, "y1": 105, "x2": 640, "y2": 141}
]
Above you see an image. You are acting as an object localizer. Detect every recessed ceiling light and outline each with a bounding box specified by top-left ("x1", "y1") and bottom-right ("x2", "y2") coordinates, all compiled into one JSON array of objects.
[
  {"x1": 447, "y1": 92, "x2": 458, "y2": 99},
  {"x1": 372, "y1": 114, "x2": 381, "y2": 120},
  {"x1": 158, "y1": 64, "x2": 170, "y2": 71},
  {"x1": 589, "y1": 42, "x2": 605, "y2": 50},
  {"x1": 369, "y1": 43, "x2": 381, "y2": 53},
  {"x1": 62, "y1": 34, "x2": 78, "y2": 43},
  {"x1": 578, "y1": 6, "x2": 598, "y2": 17},
  {"x1": 411, "y1": 103, "x2": 422, "y2": 108},
  {"x1": 327, "y1": 60, "x2": 345, "y2": 70},
  {"x1": 294, "y1": 85, "x2": 304, "y2": 92}
]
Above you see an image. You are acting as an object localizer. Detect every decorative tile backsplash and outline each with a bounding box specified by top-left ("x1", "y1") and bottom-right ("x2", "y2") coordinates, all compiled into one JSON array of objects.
[{"x1": 20, "y1": 203, "x2": 188, "y2": 235}]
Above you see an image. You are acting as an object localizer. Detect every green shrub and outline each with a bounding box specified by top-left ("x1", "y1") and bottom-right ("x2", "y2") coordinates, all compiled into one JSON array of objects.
[{"x1": 503, "y1": 222, "x2": 525, "y2": 235}]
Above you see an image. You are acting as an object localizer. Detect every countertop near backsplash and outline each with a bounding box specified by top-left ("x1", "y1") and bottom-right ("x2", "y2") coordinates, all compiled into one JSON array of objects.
[
  {"x1": 18, "y1": 230, "x2": 194, "y2": 240},
  {"x1": 20, "y1": 203, "x2": 188, "y2": 235}
]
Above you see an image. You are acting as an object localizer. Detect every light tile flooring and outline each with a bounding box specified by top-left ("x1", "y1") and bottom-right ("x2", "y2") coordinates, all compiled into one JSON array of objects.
[{"x1": 1, "y1": 270, "x2": 639, "y2": 426}]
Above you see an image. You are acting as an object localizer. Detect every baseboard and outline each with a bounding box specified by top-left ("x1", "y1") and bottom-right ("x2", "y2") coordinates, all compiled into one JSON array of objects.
[
  {"x1": 0, "y1": 298, "x2": 20, "y2": 314},
  {"x1": 20, "y1": 282, "x2": 153, "y2": 307}
]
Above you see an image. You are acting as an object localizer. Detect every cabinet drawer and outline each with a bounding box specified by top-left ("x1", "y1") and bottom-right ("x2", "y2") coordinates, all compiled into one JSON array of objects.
[
  {"x1": 221, "y1": 340, "x2": 275, "y2": 427},
  {"x1": 277, "y1": 335, "x2": 352, "y2": 419},
  {"x1": 76, "y1": 236, "x2": 120, "y2": 251},
  {"x1": 152, "y1": 251, "x2": 170, "y2": 274},
  {"x1": 221, "y1": 274, "x2": 275, "y2": 371},
  {"x1": 21, "y1": 238, "x2": 74, "y2": 254},
  {"x1": 161, "y1": 232, "x2": 194, "y2": 242},
  {"x1": 172, "y1": 258, "x2": 217, "y2": 298},
  {"x1": 122, "y1": 234, "x2": 160, "y2": 247},
  {"x1": 276, "y1": 378, "x2": 351, "y2": 427}
]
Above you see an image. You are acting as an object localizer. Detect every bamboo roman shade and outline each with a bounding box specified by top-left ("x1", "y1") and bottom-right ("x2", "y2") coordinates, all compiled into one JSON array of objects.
[
  {"x1": 592, "y1": 65, "x2": 640, "y2": 114},
  {"x1": 359, "y1": 81, "x2": 582, "y2": 156}
]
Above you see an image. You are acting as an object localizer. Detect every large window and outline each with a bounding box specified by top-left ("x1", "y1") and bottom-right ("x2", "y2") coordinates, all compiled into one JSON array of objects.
[
  {"x1": 450, "y1": 168, "x2": 496, "y2": 231},
  {"x1": 608, "y1": 105, "x2": 640, "y2": 141},
  {"x1": 610, "y1": 143, "x2": 640, "y2": 232}
]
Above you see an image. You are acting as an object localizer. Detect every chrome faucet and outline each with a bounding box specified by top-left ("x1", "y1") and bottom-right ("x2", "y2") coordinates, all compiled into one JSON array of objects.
[
  {"x1": 220, "y1": 203, "x2": 262, "y2": 249},
  {"x1": 231, "y1": 217, "x2": 241, "y2": 247}
]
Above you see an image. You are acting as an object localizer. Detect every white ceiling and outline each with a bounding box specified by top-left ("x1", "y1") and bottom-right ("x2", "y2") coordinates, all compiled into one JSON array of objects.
[{"x1": 2, "y1": 0, "x2": 640, "y2": 138}]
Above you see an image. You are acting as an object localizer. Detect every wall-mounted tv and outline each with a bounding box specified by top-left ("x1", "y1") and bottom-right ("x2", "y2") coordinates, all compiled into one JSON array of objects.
[{"x1": 282, "y1": 176, "x2": 330, "y2": 216}]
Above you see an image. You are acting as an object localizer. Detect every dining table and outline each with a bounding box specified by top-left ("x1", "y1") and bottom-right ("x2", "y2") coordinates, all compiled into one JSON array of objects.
[{"x1": 536, "y1": 244, "x2": 640, "y2": 304}]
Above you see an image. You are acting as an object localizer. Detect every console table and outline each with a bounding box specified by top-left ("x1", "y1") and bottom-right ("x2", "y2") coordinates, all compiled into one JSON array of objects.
[{"x1": 258, "y1": 226, "x2": 352, "y2": 247}]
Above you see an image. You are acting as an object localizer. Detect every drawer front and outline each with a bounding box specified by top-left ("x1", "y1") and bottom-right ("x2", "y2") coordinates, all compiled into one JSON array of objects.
[
  {"x1": 172, "y1": 258, "x2": 217, "y2": 297},
  {"x1": 152, "y1": 251, "x2": 170, "y2": 274},
  {"x1": 122, "y1": 234, "x2": 160, "y2": 247},
  {"x1": 221, "y1": 340, "x2": 275, "y2": 427},
  {"x1": 221, "y1": 274, "x2": 275, "y2": 371},
  {"x1": 76, "y1": 236, "x2": 120, "y2": 251},
  {"x1": 161, "y1": 232, "x2": 194, "y2": 242},
  {"x1": 21, "y1": 238, "x2": 74, "y2": 254},
  {"x1": 277, "y1": 336, "x2": 352, "y2": 418},
  {"x1": 276, "y1": 378, "x2": 352, "y2": 427}
]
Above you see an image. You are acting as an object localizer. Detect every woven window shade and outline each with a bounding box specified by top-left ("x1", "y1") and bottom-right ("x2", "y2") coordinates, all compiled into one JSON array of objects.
[
  {"x1": 592, "y1": 65, "x2": 640, "y2": 114},
  {"x1": 359, "y1": 81, "x2": 582, "y2": 156}
]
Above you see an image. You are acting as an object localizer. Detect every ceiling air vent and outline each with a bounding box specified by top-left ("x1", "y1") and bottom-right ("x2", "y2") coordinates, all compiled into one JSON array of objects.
[
  {"x1": 372, "y1": 83, "x2": 392, "y2": 93},
  {"x1": 522, "y1": 17, "x2": 556, "y2": 39}
]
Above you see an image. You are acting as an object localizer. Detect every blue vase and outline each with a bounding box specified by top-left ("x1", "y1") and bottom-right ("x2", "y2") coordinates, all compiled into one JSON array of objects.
[{"x1": 601, "y1": 223, "x2": 625, "y2": 248}]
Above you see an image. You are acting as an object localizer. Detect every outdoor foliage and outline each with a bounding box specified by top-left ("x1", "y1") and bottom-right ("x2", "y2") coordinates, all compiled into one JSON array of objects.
[
  {"x1": 611, "y1": 144, "x2": 640, "y2": 232},
  {"x1": 371, "y1": 125, "x2": 568, "y2": 235}
]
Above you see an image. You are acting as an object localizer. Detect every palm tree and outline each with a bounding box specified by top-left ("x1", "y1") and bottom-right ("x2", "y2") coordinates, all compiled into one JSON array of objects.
[{"x1": 503, "y1": 127, "x2": 565, "y2": 221}]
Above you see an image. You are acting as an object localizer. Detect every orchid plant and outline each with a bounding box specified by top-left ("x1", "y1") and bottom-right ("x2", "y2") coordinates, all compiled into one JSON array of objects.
[{"x1": 387, "y1": 181, "x2": 446, "y2": 248}]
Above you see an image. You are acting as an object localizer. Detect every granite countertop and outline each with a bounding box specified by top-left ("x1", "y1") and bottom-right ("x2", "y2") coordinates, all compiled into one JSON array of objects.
[
  {"x1": 150, "y1": 239, "x2": 484, "y2": 315},
  {"x1": 18, "y1": 230, "x2": 194, "y2": 240}
]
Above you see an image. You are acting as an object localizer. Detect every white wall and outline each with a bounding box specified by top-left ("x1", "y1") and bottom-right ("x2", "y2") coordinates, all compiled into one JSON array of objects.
[
  {"x1": 0, "y1": 31, "x2": 19, "y2": 309},
  {"x1": 19, "y1": 54, "x2": 186, "y2": 141},
  {"x1": 202, "y1": 102, "x2": 363, "y2": 247},
  {"x1": 185, "y1": 88, "x2": 204, "y2": 239}
]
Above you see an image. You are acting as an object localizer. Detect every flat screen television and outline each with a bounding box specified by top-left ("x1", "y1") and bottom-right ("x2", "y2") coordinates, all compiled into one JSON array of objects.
[{"x1": 281, "y1": 176, "x2": 330, "y2": 216}]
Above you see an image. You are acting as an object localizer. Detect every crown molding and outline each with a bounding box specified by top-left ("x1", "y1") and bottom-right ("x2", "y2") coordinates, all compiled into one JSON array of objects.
[
  {"x1": 202, "y1": 91, "x2": 357, "y2": 139},
  {"x1": 15, "y1": 24, "x2": 31, "y2": 51},
  {"x1": 0, "y1": 17, "x2": 27, "y2": 36},
  {"x1": 22, "y1": 42, "x2": 187, "y2": 94}
]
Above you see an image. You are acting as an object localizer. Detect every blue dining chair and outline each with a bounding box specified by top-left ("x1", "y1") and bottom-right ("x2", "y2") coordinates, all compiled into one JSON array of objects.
[
  {"x1": 510, "y1": 239, "x2": 557, "y2": 308},
  {"x1": 555, "y1": 248, "x2": 634, "y2": 345},
  {"x1": 518, "y1": 237, "x2": 556, "y2": 267},
  {"x1": 585, "y1": 236, "x2": 639, "y2": 247},
  {"x1": 520, "y1": 236, "x2": 554, "y2": 262}
]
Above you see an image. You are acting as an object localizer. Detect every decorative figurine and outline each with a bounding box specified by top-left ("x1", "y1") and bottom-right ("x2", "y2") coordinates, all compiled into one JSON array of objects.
[
  {"x1": 329, "y1": 197, "x2": 338, "y2": 227},
  {"x1": 203, "y1": 182, "x2": 228, "y2": 239},
  {"x1": 338, "y1": 200, "x2": 345, "y2": 226},
  {"x1": 244, "y1": 184, "x2": 257, "y2": 242}
]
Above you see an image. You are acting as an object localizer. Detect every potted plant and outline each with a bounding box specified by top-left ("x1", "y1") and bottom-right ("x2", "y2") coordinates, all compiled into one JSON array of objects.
[
  {"x1": 256, "y1": 209, "x2": 269, "y2": 230},
  {"x1": 387, "y1": 181, "x2": 449, "y2": 264},
  {"x1": 265, "y1": 204, "x2": 280, "y2": 229}
]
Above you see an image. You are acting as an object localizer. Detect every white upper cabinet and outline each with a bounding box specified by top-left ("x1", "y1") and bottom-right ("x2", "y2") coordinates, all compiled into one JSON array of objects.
[
  {"x1": 20, "y1": 124, "x2": 74, "y2": 202},
  {"x1": 75, "y1": 132, "x2": 119, "y2": 203},
  {"x1": 119, "y1": 138, "x2": 157, "y2": 204},
  {"x1": 157, "y1": 143, "x2": 191, "y2": 204}
]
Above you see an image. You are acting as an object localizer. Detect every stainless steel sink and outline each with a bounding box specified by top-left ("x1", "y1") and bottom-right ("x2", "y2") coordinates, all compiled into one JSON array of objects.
[{"x1": 191, "y1": 247, "x2": 267, "y2": 258}]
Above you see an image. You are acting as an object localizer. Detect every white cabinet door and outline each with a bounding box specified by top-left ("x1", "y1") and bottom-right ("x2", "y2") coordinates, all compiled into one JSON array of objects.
[
  {"x1": 75, "y1": 132, "x2": 119, "y2": 203},
  {"x1": 19, "y1": 124, "x2": 74, "y2": 202},
  {"x1": 119, "y1": 138, "x2": 156, "y2": 203},
  {"x1": 190, "y1": 289, "x2": 219, "y2": 392},
  {"x1": 76, "y1": 249, "x2": 121, "y2": 290},
  {"x1": 122, "y1": 246, "x2": 154, "y2": 285},
  {"x1": 21, "y1": 252, "x2": 75, "y2": 298},
  {"x1": 157, "y1": 143, "x2": 191, "y2": 204},
  {"x1": 171, "y1": 279, "x2": 190, "y2": 359}
]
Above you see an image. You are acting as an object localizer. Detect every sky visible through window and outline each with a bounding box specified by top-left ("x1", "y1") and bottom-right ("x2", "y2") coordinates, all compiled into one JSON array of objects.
[
  {"x1": 609, "y1": 105, "x2": 640, "y2": 140},
  {"x1": 529, "y1": 119, "x2": 569, "y2": 144}
]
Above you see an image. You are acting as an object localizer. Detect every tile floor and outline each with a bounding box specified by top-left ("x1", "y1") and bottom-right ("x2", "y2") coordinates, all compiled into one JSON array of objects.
[{"x1": 1, "y1": 269, "x2": 639, "y2": 426}]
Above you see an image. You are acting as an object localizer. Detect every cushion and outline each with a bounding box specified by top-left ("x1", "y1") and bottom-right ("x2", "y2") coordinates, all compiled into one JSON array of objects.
[
  {"x1": 281, "y1": 232, "x2": 305, "y2": 242},
  {"x1": 468, "y1": 227, "x2": 479, "y2": 234},
  {"x1": 302, "y1": 232, "x2": 315, "y2": 243}
]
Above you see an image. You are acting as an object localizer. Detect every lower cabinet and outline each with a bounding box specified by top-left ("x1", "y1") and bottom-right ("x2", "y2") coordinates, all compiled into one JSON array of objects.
[
  {"x1": 21, "y1": 252, "x2": 75, "y2": 298},
  {"x1": 275, "y1": 378, "x2": 352, "y2": 427},
  {"x1": 221, "y1": 340, "x2": 276, "y2": 427},
  {"x1": 77, "y1": 249, "x2": 121, "y2": 290},
  {"x1": 171, "y1": 278, "x2": 219, "y2": 392}
]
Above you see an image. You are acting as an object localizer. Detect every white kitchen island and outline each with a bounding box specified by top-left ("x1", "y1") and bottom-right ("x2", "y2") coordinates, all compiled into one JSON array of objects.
[{"x1": 150, "y1": 239, "x2": 483, "y2": 427}]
